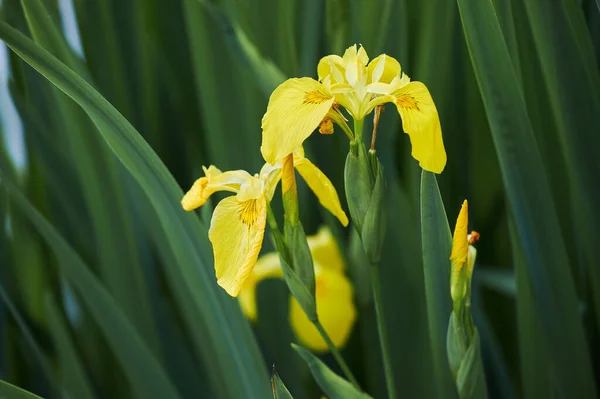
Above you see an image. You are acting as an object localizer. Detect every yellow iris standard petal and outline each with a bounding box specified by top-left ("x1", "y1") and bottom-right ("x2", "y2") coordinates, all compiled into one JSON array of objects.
[
  {"x1": 238, "y1": 253, "x2": 282, "y2": 322},
  {"x1": 317, "y1": 55, "x2": 345, "y2": 83},
  {"x1": 209, "y1": 195, "x2": 267, "y2": 297},
  {"x1": 290, "y1": 267, "x2": 356, "y2": 352},
  {"x1": 293, "y1": 156, "x2": 349, "y2": 226},
  {"x1": 307, "y1": 227, "x2": 344, "y2": 273},
  {"x1": 368, "y1": 54, "x2": 401, "y2": 84},
  {"x1": 393, "y1": 81, "x2": 447, "y2": 174},
  {"x1": 261, "y1": 78, "x2": 335, "y2": 164}
]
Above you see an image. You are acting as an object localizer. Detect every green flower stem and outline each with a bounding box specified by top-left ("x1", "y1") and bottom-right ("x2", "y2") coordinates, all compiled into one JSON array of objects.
[
  {"x1": 354, "y1": 118, "x2": 364, "y2": 140},
  {"x1": 370, "y1": 263, "x2": 397, "y2": 399},
  {"x1": 266, "y1": 205, "x2": 360, "y2": 389},
  {"x1": 313, "y1": 320, "x2": 361, "y2": 390}
]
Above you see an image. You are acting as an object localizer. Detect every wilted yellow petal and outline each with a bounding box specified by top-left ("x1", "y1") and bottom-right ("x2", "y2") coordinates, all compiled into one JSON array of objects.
[
  {"x1": 368, "y1": 54, "x2": 401, "y2": 84},
  {"x1": 393, "y1": 81, "x2": 446, "y2": 173},
  {"x1": 261, "y1": 78, "x2": 335, "y2": 164},
  {"x1": 450, "y1": 200, "x2": 469, "y2": 266},
  {"x1": 290, "y1": 268, "x2": 356, "y2": 352},
  {"x1": 209, "y1": 194, "x2": 267, "y2": 297},
  {"x1": 181, "y1": 168, "x2": 252, "y2": 211},
  {"x1": 238, "y1": 253, "x2": 282, "y2": 322},
  {"x1": 306, "y1": 227, "x2": 344, "y2": 273},
  {"x1": 293, "y1": 156, "x2": 349, "y2": 226}
]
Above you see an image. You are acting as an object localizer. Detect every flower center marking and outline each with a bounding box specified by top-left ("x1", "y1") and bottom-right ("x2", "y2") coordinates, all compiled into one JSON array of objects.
[
  {"x1": 239, "y1": 199, "x2": 259, "y2": 225},
  {"x1": 304, "y1": 90, "x2": 331, "y2": 104},
  {"x1": 396, "y1": 95, "x2": 420, "y2": 111}
]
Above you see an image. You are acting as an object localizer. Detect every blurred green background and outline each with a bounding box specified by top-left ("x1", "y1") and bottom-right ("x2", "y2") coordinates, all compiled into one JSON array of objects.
[{"x1": 0, "y1": 0, "x2": 599, "y2": 398}]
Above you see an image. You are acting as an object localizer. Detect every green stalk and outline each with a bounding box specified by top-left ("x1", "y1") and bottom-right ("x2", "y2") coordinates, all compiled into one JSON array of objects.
[
  {"x1": 370, "y1": 264, "x2": 397, "y2": 399},
  {"x1": 266, "y1": 205, "x2": 360, "y2": 389}
]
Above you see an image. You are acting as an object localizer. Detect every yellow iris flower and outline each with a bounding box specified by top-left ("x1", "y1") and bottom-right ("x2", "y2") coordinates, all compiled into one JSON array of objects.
[
  {"x1": 261, "y1": 44, "x2": 446, "y2": 173},
  {"x1": 239, "y1": 227, "x2": 356, "y2": 352},
  {"x1": 181, "y1": 149, "x2": 348, "y2": 296}
]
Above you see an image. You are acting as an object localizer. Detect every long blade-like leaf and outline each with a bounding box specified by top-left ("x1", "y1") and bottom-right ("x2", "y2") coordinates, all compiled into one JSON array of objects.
[
  {"x1": 420, "y1": 171, "x2": 457, "y2": 399},
  {"x1": 455, "y1": 0, "x2": 597, "y2": 396},
  {"x1": 0, "y1": 23, "x2": 270, "y2": 398},
  {"x1": 0, "y1": 380, "x2": 43, "y2": 399}
]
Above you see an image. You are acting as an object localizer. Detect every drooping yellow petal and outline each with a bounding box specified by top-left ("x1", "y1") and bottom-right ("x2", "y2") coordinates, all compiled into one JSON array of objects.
[
  {"x1": 261, "y1": 78, "x2": 335, "y2": 164},
  {"x1": 238, "y1": 253, "x2": 283, "y2": 322},
  {"x1": 290, "y1": 268, "x2": 356, "y2": 352},
  {"x1": 181, "y1": 167, "x2": 252, "y2": 211},
  {"x1": 209, "y1": 193, "x2": 267, "y2": 297},
  {"x1": 393, "y1": 81, "x2": 447, "y2": 174},
  {"x1": 367, "y1": 54, "x2": 401, "y2": 84},
  {"x1": 306, "y1": 227, "x2": 344, "y2": 273},
  {"x1": 293, "y1": 156, "x2": 349, "y2": 226},
  {"x1": 451, "y1": 200, "x2": 469, "y2": 265}
]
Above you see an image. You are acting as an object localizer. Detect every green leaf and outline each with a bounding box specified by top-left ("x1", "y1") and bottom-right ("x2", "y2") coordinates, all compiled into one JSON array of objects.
[
  {"x1": 271, "y1": 370, "x2": 295, "y2": 399},
  {"x1": 420, "y1": 171, "x2": 458, "y2": 399},
  {"x1": 19, "y1": 0, "x2": 160, "y2": 356},
  {"x1": 0, "y1": 380, "x2": 43, "y2": 399},
  {"x1": 520, "y1": 0, "x2": 600, "y2": 323},
  {"x1": 45, "y1": 295, "x2": 96, "y2": 399},
  {"x1": 455, "y1": 0, "x2": 597, "y2": 396},
  {"x1": 0, "y1": 24, "x2": 270, "y2": 398},
  {"x1": 0, "y1": 175, "x2": 182, "y2": 399},
  {"x1": 292, "y1": 344, "x2": 373, "y2": 399}
]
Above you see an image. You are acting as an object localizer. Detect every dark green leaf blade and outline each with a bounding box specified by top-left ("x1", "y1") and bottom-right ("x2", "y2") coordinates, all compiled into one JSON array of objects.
[
  {"x1": 292, "y1": 344, "x2": 373, "y2": 399},
  {"x1": 420, "y1": 171, "x2": 457, "y2": 399},
  {"x1": 0, "y1": 24, "x2": 270, "y2": 398},
  {"x1": 0, "y1": 380, "x2": 43, "y2": 399},
  {"x1": 455, "y1": 0, "x2": 597, "y2": 396}
]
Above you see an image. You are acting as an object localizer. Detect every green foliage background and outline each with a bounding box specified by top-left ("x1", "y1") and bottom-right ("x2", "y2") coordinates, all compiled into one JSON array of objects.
[{"x1": 0, "y1": 0, "x2": 599, "y2": 398}]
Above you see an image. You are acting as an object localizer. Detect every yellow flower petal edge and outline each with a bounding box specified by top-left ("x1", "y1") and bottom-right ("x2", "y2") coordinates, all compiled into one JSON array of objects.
[
  {"x1": 393, "y1": 81, "x2": 447, "y2": 174},
  {"x1": 238, "y1": 253, "x2": 282, "y2": 321},
  {"x1": 290, "y1": 267, "x2": 356, "y2": 352},
  {"x1": 306, "y1": 227, "x2": 344, "y2": 273},
  {"x1": 293, "y1": 155, "x2": 349, "y2": 227},
  {"x1": 181, "y1": 167, "x2": 252, "y2": 211},
  {"x1": 209, "y1": 191, "x2": 267, "y2": 297},
  {"x1": 261, "y1": 78, "x2": 335, "y2": 164}
]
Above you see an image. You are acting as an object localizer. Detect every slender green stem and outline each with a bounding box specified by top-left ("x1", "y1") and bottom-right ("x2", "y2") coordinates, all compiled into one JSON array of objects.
[
  {"x1": 370, "y1": 264, "x2": 397, "y2": 399},
  {"x1": 354, "y1": 118, "x2": 364, "y2": 140},
  {"x1": 268, "y1": 204, "x2": 359, "y2": 389},
  {"x1": 313, "y1": 320, "x2": 361, "y2": 390}
]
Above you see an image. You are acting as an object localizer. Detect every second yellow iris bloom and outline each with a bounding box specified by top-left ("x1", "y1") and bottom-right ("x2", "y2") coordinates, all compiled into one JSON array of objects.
[
  {"x1": 239, "y1": 227, "x2": 356, "y2": 352},
  {"x1": 261, "y1": 44, "x2": 446, "y2": 173},
  {"x1": 181, "y1": 149, "x2": 348, "y2": 296}
]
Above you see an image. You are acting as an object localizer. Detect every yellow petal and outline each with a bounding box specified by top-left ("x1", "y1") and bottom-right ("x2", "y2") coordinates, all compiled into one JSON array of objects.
[
  {"x1": 181, "y1": 168, "x2": 252, "y2": 211},
  {"x1": 293, "y1": 156, "x2": 349, "y2": 226},
  {"x1": 393, "y1": 81, "x2": 447, "y2": 174},
  {"x1": 368, "y1": 54, "x2": 401, "y2": 84},
  {"x1": 450, "y1": 200, "x2": 469, "y2": 265},
  {"x1": 342, "y1": 44, "x2": 369, "y2": 86},
  {"x1": 290, "y1": 268, "x2": 356, "y2": 352},
  {"x1": 261, "y1": 78, "x2": 335, "y2": 164},
  {"x1": 306, "y1": 227, "x2": 344, "y2": 273},
  {"x1": 238, "y1": 252, "x2": 282, "y2": 322},
  {"x1": 209, "y1": 195, "x2": 267, "y2": 297},
  {"x1": 317, "y1": 55, "x2": 345, "y2": 83}
]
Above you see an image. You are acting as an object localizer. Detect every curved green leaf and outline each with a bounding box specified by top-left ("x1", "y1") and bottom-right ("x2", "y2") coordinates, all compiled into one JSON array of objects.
[
  {"x1": 0, "y1": 23, "x2": 270, "y2": 398},
  {"x1": 420, "y1": 171, "x2": 457, "y2": 399},
  {"x1": 455, "y1": 0, "x2": 597, "y2": 396},
  {"x1": 1, "y1": 175, "x2": 182, "y2": 399},
  {"x1": 293, "y1": 344, "x2": 373, "y2": 399},
  {"x1": 0, "y1": 380, "x2": 43, "y2": 399}
]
